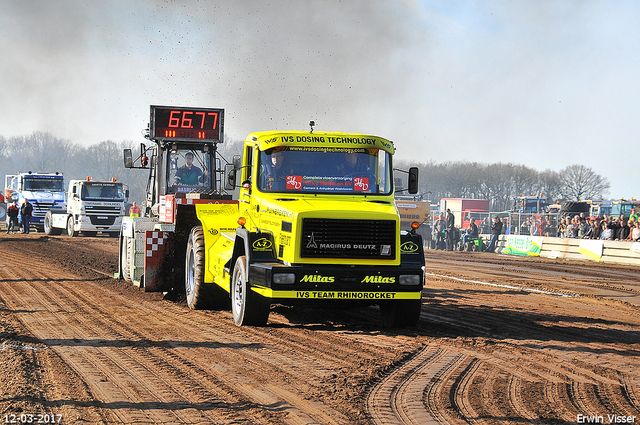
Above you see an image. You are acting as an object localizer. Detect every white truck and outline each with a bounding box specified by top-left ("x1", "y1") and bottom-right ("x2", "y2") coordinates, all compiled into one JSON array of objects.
[
  {"x1": 4, "y1": 172, "x2": 66, "y2": 232},
  {"x1": 44, "y1": 178, "x2": 128, "y2": 237}
]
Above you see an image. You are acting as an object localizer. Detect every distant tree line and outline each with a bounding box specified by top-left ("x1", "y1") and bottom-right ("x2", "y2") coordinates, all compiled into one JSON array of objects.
[
  {"x1": 0, "y1": 132, "x2": 244, "y2": 204},
  {"x1": 0, "y1": 132, "x2": 609, "y2": 210},
  {"x1": 394, "y1": 160, "x2": 610, "y2": 211}
]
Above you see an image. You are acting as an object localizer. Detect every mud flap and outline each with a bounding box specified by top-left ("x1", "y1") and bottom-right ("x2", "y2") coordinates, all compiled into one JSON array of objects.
[{"x1": 144, "y1": 230, "x2": 172, "y2": 291}]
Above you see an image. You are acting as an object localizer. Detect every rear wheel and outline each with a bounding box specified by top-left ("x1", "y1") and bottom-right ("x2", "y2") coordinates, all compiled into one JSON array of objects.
[
  {"x1": 119, "y1": 235, "x2": 129, "y2": 280},
  {"x1": 231, "y1": 255, "x2": 270, "y2": 326},
  {"x1": 66, "y1": 216, "x2": 78, "y2": 237},
  {"x1": 381, "y1": 298, "x2": 422, "y2": 328},
  {"x1": 125, "y1": 237, "x2": 134, "y2": 281},
  {"x1": 185, "y1": 227, "x2": 230, "y2": 310}
]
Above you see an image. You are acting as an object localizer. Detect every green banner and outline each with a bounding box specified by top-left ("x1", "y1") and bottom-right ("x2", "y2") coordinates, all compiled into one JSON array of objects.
[{"x1": 503, "y1": 235, "x2": 542, "y2": 256}]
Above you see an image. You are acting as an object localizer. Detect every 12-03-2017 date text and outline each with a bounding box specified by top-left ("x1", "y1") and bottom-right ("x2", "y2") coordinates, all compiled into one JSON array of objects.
[{"x1": 4, "y1": 413, "x2": 62, "y2": 424}]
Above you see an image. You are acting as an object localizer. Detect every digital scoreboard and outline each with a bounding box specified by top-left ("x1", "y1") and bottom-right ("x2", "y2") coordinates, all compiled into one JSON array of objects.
[{"x1": 150, "y1": 105, "x2": 224, "y2": 143}]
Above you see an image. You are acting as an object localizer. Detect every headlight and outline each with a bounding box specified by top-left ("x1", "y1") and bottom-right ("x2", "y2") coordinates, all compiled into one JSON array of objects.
[
  {"x1": 273, "y1": 273, "x2": 296, "y2": 284},
  {"x1": 399, "y1": 275, "x2": 422, "y2": 286}
]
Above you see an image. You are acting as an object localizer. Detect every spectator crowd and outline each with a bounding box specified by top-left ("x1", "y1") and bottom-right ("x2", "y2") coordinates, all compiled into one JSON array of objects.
[{"x1": 556, "y1": 212, "x2": 640, "y2": 241}]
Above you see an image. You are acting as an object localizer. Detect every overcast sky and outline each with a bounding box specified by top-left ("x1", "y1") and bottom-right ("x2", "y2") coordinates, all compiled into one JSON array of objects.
[{"x1": 1, "y1": 0, "x2": 638, "y2": 198}]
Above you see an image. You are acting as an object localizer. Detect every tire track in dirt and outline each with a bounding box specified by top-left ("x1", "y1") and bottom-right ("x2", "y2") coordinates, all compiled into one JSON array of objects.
[
  {"x1": 0, "y1": 246, "x2": 351, "y2": 424},
  {"x1": 425, "y1": 252, "x2": 640, "y2": 304},
  {"x1": 365, "y1": 251, "x2": 640, "y2": 424},
  {"x1": 1, "y1": 274, "x2": 231, "y2": 424},
  {"x1": 3, "y1": 235, "x2": 640, "y2": 424},
  {"x1": 366, "y1": 346, "x2": 470, "y2": 424}
]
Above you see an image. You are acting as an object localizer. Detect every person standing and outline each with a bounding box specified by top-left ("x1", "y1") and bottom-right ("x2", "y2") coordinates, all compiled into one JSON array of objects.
[
  {"x1": 433, "y1": 213, "x2": 446, "y2": 250},
  {"x1": 129, "y1": 201, "x2": 141, "y2": 217},
  {"x1": 6, "y1": 201, "x2": 19, "y2": 234},
  {"x1": 485, "y1": 216, "x2": 503, "y2": 253},
  {"x1": 445, "y1": 209, "x2": 455, "y2": 251},
  {"x1": 20, "y1": 199, "x2": 33, "y2": 234}
]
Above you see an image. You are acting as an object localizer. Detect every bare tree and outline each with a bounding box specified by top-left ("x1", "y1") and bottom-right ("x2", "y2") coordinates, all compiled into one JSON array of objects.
[
  {"x1": 7, "y1": 132, "x2": 73, "y2": 173},
  {"x1": 538, "y1": 169, "x2": 562, "y2": 202},
  {"x1": 558, "y1": 164, "x2": 610, "y2": 201}
]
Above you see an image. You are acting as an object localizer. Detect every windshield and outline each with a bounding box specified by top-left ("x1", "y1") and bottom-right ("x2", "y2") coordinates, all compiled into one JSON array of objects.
[
  {"x1": 80, "y1": 182, "x2": 125, "y2": 201},
  {"x1": 168, "y1": 149, "x2": 211, "y2": 193},
  {"x1": 611, "y1": 204, "x2": 639, "y2": 217},
  {"x1": 257, "y1": 146, "x2": 392, "y2": 194},
  {"x1": 23, "y1": 176, "x2": 65, "y2": 191}
]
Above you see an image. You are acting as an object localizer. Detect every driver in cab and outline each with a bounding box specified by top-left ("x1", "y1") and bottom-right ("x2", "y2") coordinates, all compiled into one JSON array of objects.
[
  {"x1": 263, "y1": 149, "x2": 294, "y2": 191},
  {"x1": 174, "y1": 152, "x2": 207, "y2": 186},
  {"x1": 336, "y1": 151, "x2": 370, "y2": 176}
]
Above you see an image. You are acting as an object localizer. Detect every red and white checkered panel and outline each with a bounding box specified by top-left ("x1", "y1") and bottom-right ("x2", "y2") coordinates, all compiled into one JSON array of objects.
[
  {"x1": 144, "y1": 230, "x2": 168, "y2": 292},
  {"x1": 146, "y1": 231, "x2": 167, "y2": 257}
]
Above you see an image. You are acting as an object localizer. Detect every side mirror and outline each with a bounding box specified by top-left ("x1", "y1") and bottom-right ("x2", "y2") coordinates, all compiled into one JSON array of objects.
[
  {"x1": 125, "y1": 189, "x2": 130, "y2": 198},
  {"x1": 124, "y1": 149, "x2": 133, "y2": 168},
  {"x1": 408, "y1": 167, "x2": 419, "y2": 194},
  {"x1": 224, "y1": 163, "x2": 236, "y2": 190},
  {"x1": 233, "y1": 154, "x2": 241, "y2": 169}
]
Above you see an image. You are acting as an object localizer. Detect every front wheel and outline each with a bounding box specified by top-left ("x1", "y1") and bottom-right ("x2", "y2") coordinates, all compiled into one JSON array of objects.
[
  {"x1": 44, "y1": 212, "x2": 62, "y2": 235},
  {"x1": 380, "y1": 298, "x2": 422, "y2": 328},
  {"x1": 231, "y1": 256, "x2": 270, "y2": 326},
  {"x1": 66, "y1": 216, "x2": 78, "y2": 237}
]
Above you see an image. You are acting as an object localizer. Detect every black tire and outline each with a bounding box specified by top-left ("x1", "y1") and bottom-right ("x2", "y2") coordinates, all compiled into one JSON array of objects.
[
  {"x1": 66, "y1": 216, "x2": 78, "y2": 237},
  {"x1": 231, "y1": 255, "x2": 270, "y2": 326},
  {"x1": 185, "y1": 227, "x2": 230, "y2": 310},
  {"x1": 560, "y1": 201, "x2": 589, "y2": 215},
  {"x1": 108, "y1": 232, "x2": 119, "y2": 238},
  {"x1": 380, "y1": 298, "x2": 422, "y2": 328},
  {"x1": 44, "y1": 212, "x2": 62, "y2": 235}
]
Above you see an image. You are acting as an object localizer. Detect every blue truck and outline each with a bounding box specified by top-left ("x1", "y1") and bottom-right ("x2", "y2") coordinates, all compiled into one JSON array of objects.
[{"x1": 4, "y1": 172, "x2": 66, "y2": 232}]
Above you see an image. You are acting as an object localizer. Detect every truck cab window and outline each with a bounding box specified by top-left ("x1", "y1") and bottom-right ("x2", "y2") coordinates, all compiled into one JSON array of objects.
[
  {"x1": 169, "y1": 149, "x2": 211, "y2": 193},
  {"x1": 257, "y1": 146, "x2": 390, "y2": 194}
]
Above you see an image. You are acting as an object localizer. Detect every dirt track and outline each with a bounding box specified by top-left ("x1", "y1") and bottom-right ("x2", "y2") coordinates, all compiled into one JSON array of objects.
[{"x1": 1, "y1": 233, "x2": 639, "y2": 424}]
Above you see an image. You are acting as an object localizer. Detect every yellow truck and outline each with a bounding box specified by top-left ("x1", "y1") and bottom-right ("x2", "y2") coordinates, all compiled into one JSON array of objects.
[{"x1": 118, "y1": 106, "x2": 425, "y2": 327}]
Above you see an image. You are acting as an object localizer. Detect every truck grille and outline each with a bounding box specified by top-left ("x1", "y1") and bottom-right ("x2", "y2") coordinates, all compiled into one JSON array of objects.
[
  {"x1": 32, "y1": 203, "x2": 55, "y2": 217},
  {"x1": 89, "y1": 216, "x2": 117, "y2": 225},
  {"x1": 301, "y1": 218, "x2": 396, "y2": 259},
  {"x1": 85, "y1": 206, "x2": 121, "y2": 214}
]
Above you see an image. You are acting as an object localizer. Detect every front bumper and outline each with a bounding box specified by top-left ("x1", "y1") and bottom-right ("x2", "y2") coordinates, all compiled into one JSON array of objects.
[
  {"x1": 248, "y1": 263, "x2": 424, "y2": 301},
  {"x1": 76, "y1": 215, "x2": 122, "y2": 232}
]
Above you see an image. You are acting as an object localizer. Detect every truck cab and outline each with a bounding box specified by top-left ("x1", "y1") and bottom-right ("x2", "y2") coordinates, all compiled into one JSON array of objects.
[
  {"x1": 4, "y1": 172, "x2": 65, "y2": 231},
  {"x1": 44, "y1": 178, "x2": 127, "y2": 237},
  {"x1": 516, "y1": 195, "x2": 548, "y2": 214},
  {"x1": 211, "y1": 131, "x2": 424, "y2": 326}
]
